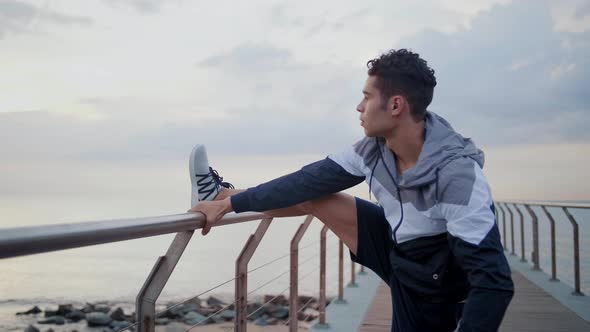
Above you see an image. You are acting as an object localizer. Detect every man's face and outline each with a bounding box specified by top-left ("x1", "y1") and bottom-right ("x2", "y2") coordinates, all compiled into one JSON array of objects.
[{"x1": 356, "y1": 76, "x2": 392, "y2": 137}]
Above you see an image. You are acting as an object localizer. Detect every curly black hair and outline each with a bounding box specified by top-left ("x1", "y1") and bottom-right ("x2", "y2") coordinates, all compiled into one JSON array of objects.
[{"x1": 367, "y1": 49, "x2": 437, "y2": 121}]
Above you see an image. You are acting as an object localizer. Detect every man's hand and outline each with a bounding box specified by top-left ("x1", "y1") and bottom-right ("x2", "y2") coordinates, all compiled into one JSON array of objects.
[{"x1": 188, "y1": 197, "x2": 233, "y2": 235}]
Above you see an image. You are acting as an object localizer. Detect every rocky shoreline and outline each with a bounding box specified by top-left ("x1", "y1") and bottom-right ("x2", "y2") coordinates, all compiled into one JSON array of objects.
[{"x1": 15, "y1": 294, "x2": 325, "y2": 332}]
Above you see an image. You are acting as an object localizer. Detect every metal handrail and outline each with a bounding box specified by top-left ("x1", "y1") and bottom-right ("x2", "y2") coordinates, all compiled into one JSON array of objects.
[
  {"x1": 495, "y1": 200, "x2": 587, "y2": 296},
  {"x1": 501, "y1": 201, "x2": 590, "y2": 209},
  {"x1": 0, "y1": 211, "x2": 268, "y2": 259}
]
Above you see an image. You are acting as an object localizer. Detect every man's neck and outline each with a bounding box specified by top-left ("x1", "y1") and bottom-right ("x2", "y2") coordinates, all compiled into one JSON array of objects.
[{"x1": 384, "y1": 120, "x2": 425, "y2": 173}]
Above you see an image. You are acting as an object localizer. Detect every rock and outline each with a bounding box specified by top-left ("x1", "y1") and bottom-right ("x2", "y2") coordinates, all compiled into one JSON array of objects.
[
  {"x1": 43, "y1": 310, "x2": 57, "y2": 318},
  {"x1": 16, "y1": 306, "x2": 42, "y2": 315},
  {"x1": 155, "y1": 318, "x2": 170, "y2": 325},
  {"x1": 269, "y1": 306, "x2": 289, "y2": 319},
  {"x1": 263, "y1": 303, "x2": 278, "y2": 315},
  {"x1": 264, "y1": 294, "x2": 288, "y2": 306},
  {"x1": 298, "y1": 295, "x2": 314, "y2": 305},
  {"x1": 297, "y1": 311, "x2": 307, "y2": 321},
  {"x1": 109, "y1": 307, "x2": 126, "y2": 321},
  {"x1": 196, "y1": 306, "x2": 218, "y2": 316},
  {"x1": 164, "y1": 304, "x2": 182, "y2": 318},
  {"x1": 37, "y1": 316, "x2": 65, "y2": 325},
  {"x1": 24, "y1": 325, "x2": 40, "y2": 332},
  {"x1": 184, "y1": 311, "x2": 208, "y2": 325},
  {"x1": 162, "y1": 322, "x2": 187, "y2": 332},
  {"x1": 299, "y1": 308, "x2": 319, "y2": 321},
  {"x1": 220, "y1": 309, "x2": 236, "y2": 320},
  {"x1": 309, "y1": 301, "x2": 320, "y2": 310},
  {"x1": 264, "y1": 303, "x2": 289, "y2": 319},
  {"x1": 65, "y1": 310, "x2": 86, "y2": 322},
  {"x1": 182, "y1": 303, "x2": 200, "y2": 314},
  {"x1": 86, "y1": 312, "x2": 112, "y2": 326},
  {"x1": 109, "y1": 320, "x2": 132, "y2": 330},
  {"x1": 161, "y1": 303, "x2": 188, "y2": 319},
  {"x1": 56, "y1": 304, "x2": 74, "y2": 317},
  {"x1": 246, "y1": 303, "x2": 263, "y2": 320},
  {"x1": 167, "y1": 302, "x2": 200, "y2": 317},
  {"x1": 81, "y1": 303, "x2": 95, "y2": 313},
  {"x1": 44, "y1": 329, "x2": 54, "y2": 332},
  {"x1": 298, "y1": 301, "x2": 314, "y2": 312},
  {"x1": 206, "y1": 296, "x2": 226, "y2": 307},
  {"x1": 255, "y1": 317, "x2": 268, "y2": 326},
  {"x1": 94, "y1": 305, "x2": 111, "y2": 314}
]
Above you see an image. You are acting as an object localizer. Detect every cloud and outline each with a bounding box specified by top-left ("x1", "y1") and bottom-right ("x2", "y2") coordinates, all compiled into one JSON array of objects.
[
  {"x1": 574, "y1": 1, "x2": 590, "y2": 19},
  {"x1": 0, "y1": 0, "x2": 92, "y2": 37},
  {"x1": 101, "y1": 0, "x2": 181, "y2": 14},
  {"x1": 199, "y1": 43, "x2": 297, "y2": 74},
  {"x1": 397, "y1": 0, "x2": 590, "y2": 146},
  {"x1": 196, "y1": 42, "x2": 364, "y2": 117},
  {"x1": 1, "y1": 0, "x2": 589, "y2": 165}
]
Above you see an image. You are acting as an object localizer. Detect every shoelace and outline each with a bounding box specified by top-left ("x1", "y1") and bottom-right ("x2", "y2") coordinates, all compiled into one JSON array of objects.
[
  {"x1": 209, "y1": 167, "x2": 235, "y2": 189},
  {"x1": 195, "y1": 167, "x2": 234, "y2": 201}
]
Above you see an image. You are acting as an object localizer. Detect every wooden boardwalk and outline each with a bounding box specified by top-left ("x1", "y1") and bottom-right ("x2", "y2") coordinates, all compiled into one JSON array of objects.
[{"x1": 358, "y1": 271, "x2": 590, "y2": 332}]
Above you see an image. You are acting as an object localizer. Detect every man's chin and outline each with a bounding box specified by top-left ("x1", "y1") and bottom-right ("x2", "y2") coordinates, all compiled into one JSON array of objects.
[{"x1": 363, "y1": 130, "x2": 376, "y2": 137}]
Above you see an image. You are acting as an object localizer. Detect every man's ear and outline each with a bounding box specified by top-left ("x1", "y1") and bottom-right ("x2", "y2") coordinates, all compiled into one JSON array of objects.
[{"x1": 389, "y1": 95, "x2": 404, "y2": 116}]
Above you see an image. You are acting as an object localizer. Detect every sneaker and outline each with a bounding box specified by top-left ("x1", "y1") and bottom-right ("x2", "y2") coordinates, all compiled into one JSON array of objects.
[{"x1": 189, "y1": 144, "x2": 234, "y2": 206}]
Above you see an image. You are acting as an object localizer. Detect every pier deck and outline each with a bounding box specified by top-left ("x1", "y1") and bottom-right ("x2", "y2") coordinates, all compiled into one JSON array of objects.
[{"x1": 358, "y1": 270, "x2": 590, "y2": 332}]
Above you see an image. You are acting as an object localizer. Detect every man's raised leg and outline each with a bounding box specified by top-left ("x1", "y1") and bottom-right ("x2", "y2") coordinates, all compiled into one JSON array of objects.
[{"x1": 217, "y1": 188, "x2": 358, "y2": 255}]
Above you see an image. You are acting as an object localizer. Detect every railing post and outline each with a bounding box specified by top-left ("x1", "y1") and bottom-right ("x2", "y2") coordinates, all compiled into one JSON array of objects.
[
  {"x1": 316, "y1": 225, "x2": 329, "y2": 328},
  {"x1": 497, "y1": 203, "x2": 507, "y2": 250},
  {"x1": 290, "y1": 215, "x2": 314, "y2": 332},
  {"x1": 541, "y1": 206, "x2": 559, "y2": 281},
  {"x1": 562, "y1": 208, "x2": 584, "y2": 296},
  {"x1": 235, "y1": 218, "x2": 273, "y2": 332},
  {"x1": 334, "y1": 239, "x2": 346, "y2": 304},
  {"x1": 349, "y1": 262, "x2": 357, "y2": 287},
  {"x1": 136, "y1": 231, "x2": 194, "y2": 332},
  {"x1": 524, "y1": 205, "x2": 540, "y2": 271},
  {"x1": 504, "y1": 203, "x2": 516, "y2": 256},
  {"x1": 513, "y1": 204, "x2": 527, "y2": 262}
]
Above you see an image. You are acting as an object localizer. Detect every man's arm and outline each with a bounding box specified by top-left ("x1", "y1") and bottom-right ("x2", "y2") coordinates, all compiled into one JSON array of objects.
[
  {"x1": 191, "y1": 156, "x2": 365, "y2": 235},
  {"x1": 439, "y1": 159, "x2": 514, "y2": 332},
  {"x1": 231, "y1": 157, "x2": 365, "y2": 213}
]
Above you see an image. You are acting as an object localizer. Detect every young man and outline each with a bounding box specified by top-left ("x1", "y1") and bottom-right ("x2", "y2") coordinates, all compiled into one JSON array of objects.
[{"x1": 189, "y1": 49, "x2": 514, "y2": 332}]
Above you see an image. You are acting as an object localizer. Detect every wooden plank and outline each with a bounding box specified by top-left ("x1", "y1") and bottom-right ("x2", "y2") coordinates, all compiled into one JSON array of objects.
[
  {"x1": 358, "y1": 282, "x2": 391, "y2": 332},
  {"x1": 359, "y1": 271, "x2": 590, "y2": 332},
  {"x1": 499, "y1": 271, "x2": 590, "y2": 332}
]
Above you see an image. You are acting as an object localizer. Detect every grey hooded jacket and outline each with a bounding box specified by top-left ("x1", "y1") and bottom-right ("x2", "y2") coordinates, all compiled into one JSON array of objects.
[{"x1": 231, "y1": 111, "x2": 514, "y2": 331}]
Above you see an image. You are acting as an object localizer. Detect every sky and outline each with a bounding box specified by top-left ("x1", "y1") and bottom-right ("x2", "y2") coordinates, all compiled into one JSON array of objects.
[{"x1": 0, "y1": 0, "x2": 589, "y2": 213}]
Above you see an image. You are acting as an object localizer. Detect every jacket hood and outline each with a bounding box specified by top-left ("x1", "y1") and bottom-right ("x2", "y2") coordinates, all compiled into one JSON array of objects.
[{"x1": 396, "y1": 111, "x2": 484, "y2": 189}]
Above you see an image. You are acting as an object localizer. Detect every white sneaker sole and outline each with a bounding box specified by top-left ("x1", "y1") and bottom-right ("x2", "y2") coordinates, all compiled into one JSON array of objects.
[{"x1": 189, "y1": 144, "x2": 210, "y2": 207}]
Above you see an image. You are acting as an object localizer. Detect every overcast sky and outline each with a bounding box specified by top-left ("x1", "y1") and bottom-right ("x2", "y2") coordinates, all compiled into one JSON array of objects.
[{"x1": 1, "y1": 0, "x2": 589, "y2": 207}]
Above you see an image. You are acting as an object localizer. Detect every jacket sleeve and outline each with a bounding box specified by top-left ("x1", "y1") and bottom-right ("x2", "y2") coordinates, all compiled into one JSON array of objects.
[
  {"x1": 438, "y1": 158, "x2": 514, "y2": 332},
  {"x1": 231, "y1": 156, "x2": 365, "y2": 213}
]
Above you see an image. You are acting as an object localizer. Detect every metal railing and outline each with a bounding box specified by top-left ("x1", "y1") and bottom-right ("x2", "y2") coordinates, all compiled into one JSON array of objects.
[
  {"x1": 0, "y1": 211, "x2": 359, "y2": 332},
  {"x1": 495, "y1": 201, "x2": 588, "y2": 296}
]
